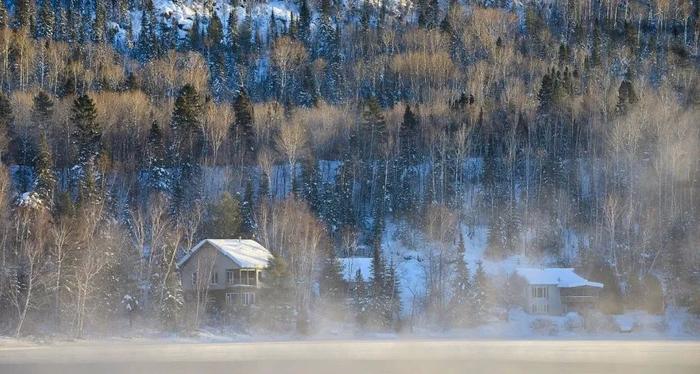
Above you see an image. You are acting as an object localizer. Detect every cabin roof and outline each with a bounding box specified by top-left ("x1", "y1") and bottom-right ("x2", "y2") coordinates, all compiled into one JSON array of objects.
[
  {"x1": 177, "y1": 239, "x2": 273, "y2": 269},
  {"x1": 515, "y1": 267, "x2": 603, "y2": 288}
]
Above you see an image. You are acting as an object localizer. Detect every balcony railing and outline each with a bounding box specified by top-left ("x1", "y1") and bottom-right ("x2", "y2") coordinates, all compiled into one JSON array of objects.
[{"x1": 563, "y1": 295, "x2": 597, "y2": 303}]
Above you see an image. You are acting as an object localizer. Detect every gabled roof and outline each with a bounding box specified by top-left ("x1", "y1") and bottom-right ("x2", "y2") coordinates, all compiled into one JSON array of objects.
[
  {"x1": 515, "y1": 267, "x2": 604, "y2": 288},
  {"x1": 177, "y1": 239, "x2": 273, "y2": 269}
]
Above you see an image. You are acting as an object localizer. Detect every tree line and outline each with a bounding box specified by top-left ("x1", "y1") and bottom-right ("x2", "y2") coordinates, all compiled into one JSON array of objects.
[{"x1": 0, "y1": 0, "x2": 697, "y2": 336}]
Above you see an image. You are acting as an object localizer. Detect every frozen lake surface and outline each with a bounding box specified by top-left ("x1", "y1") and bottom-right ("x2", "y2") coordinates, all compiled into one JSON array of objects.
[{"x1": 1, "y1": 339, "x2": 699, "y2": 373}]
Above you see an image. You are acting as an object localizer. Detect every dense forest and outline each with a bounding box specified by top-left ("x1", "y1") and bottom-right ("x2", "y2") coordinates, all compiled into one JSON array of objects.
[{"x1": 0, "y1": 0, "x2": 697, "y2": 337}]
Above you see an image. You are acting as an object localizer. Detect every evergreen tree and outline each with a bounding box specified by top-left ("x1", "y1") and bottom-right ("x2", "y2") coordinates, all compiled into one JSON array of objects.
[
  {"x1": 361, "y1": 96, "x2": 387, "y2": 162},
  {"x1": 298, "y1": 0, "x2": 311, "y2": 44},
  {"x1": 316, "y1": 0, "x2": 336, "y2": 58},
  {"x1": 368, "y1": 216, "x2": 392, "y2": 329},
  {"x1": 299, "y1": 157, "x2": 320, "y2": 212},
  {"x1": 205, "y1": 192, "x2": 242, "y2": 238},
  {"x1": 240, "y1": 180, "x2": 256, "y2": 235},
  {"x1": 395, "y1": 104, "x2": 419, "y2": 212},
  {"x1": 65, "y1": 2, "x2": 76, "y2": 43},
  {"x1": 472, "y1": 260, "x2": 488, "y2": 323},
  {"x1": 93, "y1": 0, "x2": 107, "y2": 43},
  {"x1": 71, "y1": 94, "x2": 101, "y2": 166},
  {"x1": 268, "y1": 11, "x2": 278, "y2": 42},
  {"x1": 449, "y1": 235, "x2": 475, "y2": 328},
  {"x1": 383, "y1": 259, "x2": 401, "y2": 329},
  {"x1": 187, "y1": 14, "x2": 203, "y2": 51},
  {"x1": 31, "y1": 91, "x2": 54, "y2": 131},
  {"x1": 159, "y1": 18, "x2": 178, "y2": 51},
  {"x1": 370, "y1": 216, "x2": 385, "y2": 292},
  {"x1": 537, "y1": 72, "x2": 555, "y2": 113},
  {"x1": 330, "y1": 160, "x2": 355, "y2": 231},
  {"x1": 33, "y1": 133, "x2": 55, "y2": 206},
  {"x1": 319, "y1": 245, "x2": 346, "y2": 302},
  {"x1": 641, "y1": 274, "x2": 664, "y2": 315},
  {"x1": 586, "y1": 258, "x2": 623, "y2": 314},
  {"x1": 616, "y1": 70, "x2": 638, "y2": 115},
  {"x1": 298, "y1": 64, "x2": 319, "y2": 107},
  {"x1": 54, "y1": 190, "x2": 75, "y2": 218},
  {"x1": 428, "y1": 0, "x2": 440, "y2": 27},
  {"x1": 170, "y1": 84, "x2": 204, "y2": 216},
  {"x1": 486, "y1": 213, "x2": 506, "y2": 257},
  {"x1": 156, "y1": 236, "x2": 183, "y2": 331},
  {"x1": 0, "y1": 92, "x2": 14, "y2": 162},
  {"x1": 137, "y1": 0, "x2": 159, "y2": 60},
  {"x1": 15, "y1": 0, "x2": 33, "y2": 32},
  {"x1": 588, "y1": 22, "x2": 602, "y2": 69},
  {"x1": 209, "y1": 47, "x2": 227, "y2": 100},
  {"x1": 321, "y1": 22, "x2": 343, "y2": 103},
  {"x1": 352, "y1": 268, "x2": 369, "y2": 328},
  {"x1": 146, "y1": 121, "x2": 170, "y2": 192},
  {"x1": 417, "y1": 0, "x2": 430, "y2": 28},
  {"x1": 231, "y1": 89, "x2": 256, "y2": 164},
  {"x1": 237, "y1": 11, "x2": 253, "y2": 60},
  {"x1": 78, "y1": 161, "x2": 101, "y2": 205},
  {"x1": 206, "y1": 13, "x2": 224, "y2": 52},
  {"x1": 36, "y1": 0, "x2": 55, "y2": 39},
  {"x1": 78, "y1": 5, "x2": 89, "y2": 44},
  {"x1": 0, "y1": 0, "x2": 7, "y2": 30},
  {"x1": 255, "y1": 256, "x2": 295, "y2": 331},
  {"x1": 226, "y1": 8, "x2": 238, "y2": 54},
  {"x1": 160, "y1": 270, "x2": 184, "y2": 332},
  {"x1": 51, "y1": 3, "x2": 68, "y2": 40},
  {"x1": 171, "y1": 84, "x2": 204, "y2": 162}
]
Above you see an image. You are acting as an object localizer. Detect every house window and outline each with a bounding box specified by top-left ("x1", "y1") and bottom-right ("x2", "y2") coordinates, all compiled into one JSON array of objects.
[
  {"x1": 238, "y1": 269, "x2": 257, "y2": 286},
  {"x1": 225, "y1": 292, "x2": 256, "y2": 306},
  {"x1": 226, "y1": 293, "x2": 237, "y2": 305},
  {"x1": 210, "y1": 271, "x2": 218, "y2": 285},
  {"x1": 241, "y1": 292, "x2": 255, "y2": 305},
  {"x1": 225, "y1": 269, "x2": 257, "y2": 286},
  {"x1": 191, "y1": 272, "x2": 197, "y2": 286},
  {"x1": 532, "y1": 286, "x2": 548, "y2": 299},
  {"x1": 245, "y1": 270, "x2": 257, "y2": 286}
]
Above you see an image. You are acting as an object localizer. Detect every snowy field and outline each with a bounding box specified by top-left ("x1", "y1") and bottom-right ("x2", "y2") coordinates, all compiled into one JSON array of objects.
[{"x1": 0, "y1": 339, "x2": 699, "y2": 373}]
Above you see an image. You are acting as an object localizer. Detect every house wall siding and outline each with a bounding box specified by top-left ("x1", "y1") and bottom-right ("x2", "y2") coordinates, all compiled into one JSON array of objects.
[
  {"x1": 524, "y1": 285, "x2": 562, "y2": 315},
  {"x1": 179, "y1": 243, "x2": 243, "y2": 291}
]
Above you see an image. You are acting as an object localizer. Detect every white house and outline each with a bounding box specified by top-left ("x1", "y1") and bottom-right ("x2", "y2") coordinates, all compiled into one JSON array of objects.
[
  {"x1": 515, "y1": 268, "x2": 604, "y2": 315},
  {"x1": 177, "y1": 239, "x2": 273, "y2": 308}
]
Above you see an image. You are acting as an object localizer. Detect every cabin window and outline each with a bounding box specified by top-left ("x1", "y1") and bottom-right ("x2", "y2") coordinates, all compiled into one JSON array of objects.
[
  {"x1": 210, "y1": 271, "x2": 218, "y2": 285},
  {"x1": 225, "y1": 293, "x2": 237, "y2": 305},
  {"x1": 225, "y1": 292, "x2": 255, "y2": 306},
  {"x1": 240, "y1": 269, "x2": 257, "y2": 286},
  {"x1": 233, "y1": 270, "x2": 241, "y2": 284},
  {"x1": 531, "y1": 303, "x2": 548, "y2": 314},
  {"x1": 532, "y1": 286, "x2": 549, "y2": 299},
  {"x1": 241, "y1": 292, "x2": 255, "y2": 305},
  {"x1": 226, "y1": 269, "x2": 236, "y2": 284},
  {"x1": 225, "y1": 269, "x2": 257, "y2": 285}
]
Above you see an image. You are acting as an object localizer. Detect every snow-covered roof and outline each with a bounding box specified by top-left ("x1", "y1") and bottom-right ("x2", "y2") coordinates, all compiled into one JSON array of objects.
[
  {"x1": 177, "y1": 239, "x2": 273, "y2": 269},
  {"x1": 515, "y1": 268, "x2": 603, "y2": 288},
  {"x1": 339, "y1": 257, "x2": 373, "y2": 282}
]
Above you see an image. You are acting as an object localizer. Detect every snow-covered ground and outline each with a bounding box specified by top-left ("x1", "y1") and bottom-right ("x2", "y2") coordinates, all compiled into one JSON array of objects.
[{"x1": 333, "y1": 219, "x2": 700, "y2": 339}]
